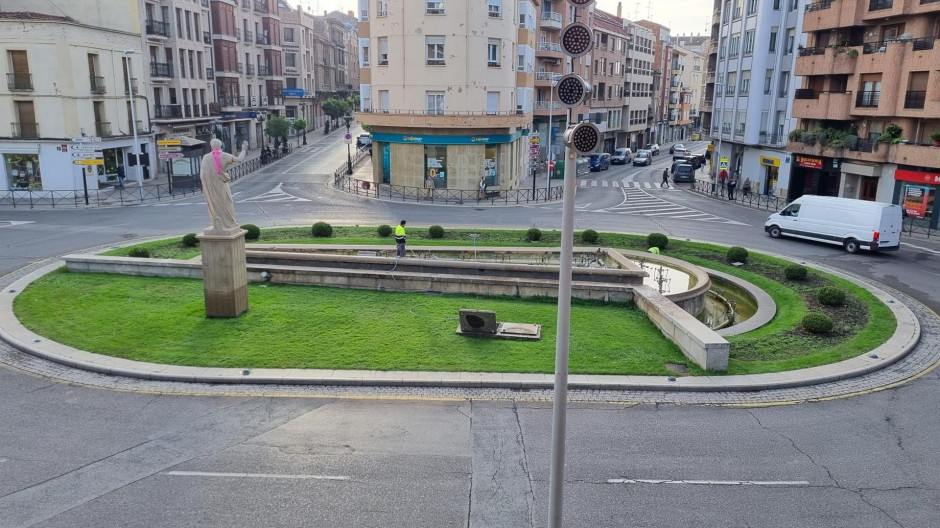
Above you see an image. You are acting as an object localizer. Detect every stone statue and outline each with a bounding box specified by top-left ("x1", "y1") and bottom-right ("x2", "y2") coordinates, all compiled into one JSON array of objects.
[{"x1": 199, "y1": 138, "x2": 248, "y2": 234}]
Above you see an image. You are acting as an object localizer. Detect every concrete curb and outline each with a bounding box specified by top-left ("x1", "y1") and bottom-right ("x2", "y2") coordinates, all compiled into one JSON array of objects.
[{"x1": 0, "y1": 258, "x2": 921, "y2": 392}]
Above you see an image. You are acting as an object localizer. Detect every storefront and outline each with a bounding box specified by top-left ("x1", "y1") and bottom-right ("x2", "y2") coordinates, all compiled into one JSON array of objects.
[
  {"x1": 894, "y1": 168, "x2": 940, "y2": 229},
  {"x1": 3, "y1": 152, "x2": 41, "y2": 190},
  {"x1": 789, "y1": 154, "x2": 841, "y2": 201},
  {"x1": 759, "y1": 155, "x2": 780, "y2": 196}
]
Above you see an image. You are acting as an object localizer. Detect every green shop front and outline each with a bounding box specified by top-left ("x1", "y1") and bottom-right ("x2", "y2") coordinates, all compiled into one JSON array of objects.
[{"x1": 369, "y1": 131, "x2": 527, "y2": 191}]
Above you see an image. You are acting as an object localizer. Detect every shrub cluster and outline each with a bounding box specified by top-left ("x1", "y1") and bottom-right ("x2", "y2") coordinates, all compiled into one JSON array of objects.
[
  {"x1": 128, "y1": 247, "x2": 150, "y2": 258},
  {"x1": 647, "y1": 233, "x2": 668, "y2": 250},
  {"x1": 581, "y1": 229, "x2": 599, "y2": 244},
  {"x1": 311, "y1": 221, "x2": 333, "y2": 237},
  {"x1": 727, "y1": 246, "x2": 749, "y2": 263},
  {"x1": 802, "y1": 312, "x2": 834, "y2": 334},
  {"x1": 181, "y1": 233, "x2": 199, "y2": 248},
  {"x1": 428, "y1": 225, "x2": 445, "y2": 239},
  {"x1": 784, "y1": 264, "x2": 808, "y2": 281},
  {"x1": 526, "y1": 227, "x2": 542, "y2": 242},
  {"x1": 817, "y1": 286, "x2": 847, "y2": 306},
  {"x1": 377, "y1": 224, "x2": 393, "y2": 237},
  {"x1": 240, "y1": 224, "x2": 260, "y2": 240}
]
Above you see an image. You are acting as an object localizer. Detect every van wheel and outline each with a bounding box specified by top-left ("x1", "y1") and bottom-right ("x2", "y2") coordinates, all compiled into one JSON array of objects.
[
  {"x1": 768, "y1": 225, "x2": 781, "y2": 239},
  {"x1": 844, "y1": 239, "x2": 859, "y2": 254}
]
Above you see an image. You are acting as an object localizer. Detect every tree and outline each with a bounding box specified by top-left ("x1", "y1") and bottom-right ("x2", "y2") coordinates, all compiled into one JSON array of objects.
[
  {"x1": 265, "y1": 115, "x2": 290, "y2": 143},
  {"x1": 321, "y1": 98, "x2": 348, "y2": 124},
  {"x1": 291, "y1": 118, "x2": 307, "y2": 133}
]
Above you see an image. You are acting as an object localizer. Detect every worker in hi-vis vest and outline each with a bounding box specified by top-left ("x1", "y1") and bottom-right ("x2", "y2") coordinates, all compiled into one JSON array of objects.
[{"x1": 395, "y1": 220, "x2": 407, "y2": 258}]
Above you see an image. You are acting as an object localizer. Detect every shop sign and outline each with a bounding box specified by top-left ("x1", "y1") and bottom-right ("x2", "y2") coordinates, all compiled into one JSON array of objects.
[
  {"x1": 760, "y1": 156, "x2": 780, "y2": 167},
  {"x1": 796, "y1": 155, "x2": 823, "y2": 169},
  {"x1": 895, "y1": 169, "x2": 940, "y2": 185},
  {"x1": 373, "y1": 131, "x2": 524, "y2": 145},
  {"x1": 903, "y1": 185, "x2": 931, "y2": 218}
]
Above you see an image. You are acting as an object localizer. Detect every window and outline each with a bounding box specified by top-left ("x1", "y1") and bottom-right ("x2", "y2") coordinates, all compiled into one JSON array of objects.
[
  {"x1": 426, "y1": 91, "x2": 445, "y2": 114},
  {"x1": 769, "y1": 27, "x2": 778, "y2": 52},
  {"x1": 747, "y1": 0, "x2": 758, "y2": 15},
  {"x1": 359, "y1": 0, "x2": 369, "y2": 21},
  {"x1": 743, "y1": 30, "x2": 755, "y2": 55},
  {"x1": 486, "y1": 91, "x2": 499, "y2": 115},
  {"x1": 5, "y1": 152, "x2": 41, "y2": 189},
  {"x1": 729, "y1": 35, "x2": 740, "y2": 57},
  {"x1": 789, "y1": 0, "x2": 798, "y2": 10},
  {"x1": 764, "y1": 69, "x2": 773, "y2": 94},
  {"x1": 735, "y1": 110, "x2": 746, "y2": 135},
  {"x1": 377, "y1": 0, "x2": 387, "y2": 16},
  {"x1": 785, "y1": 29, "x2": 795, "y2": 54},
  {"x1": 740, "y1": 70, "x2": 750, "y2": 94},
  {"x1": 487, "y1": 38, "x2": 501, "y2": 67},
  {"x1": 359, "y1": 38, "x2": 370, "y2": 67},
  {"x1": 426, "y1": 36, "x2": 445, "y2": 65},
  {"x1": 284, "y1": 27, "x2": 294, "y2": 42},
  {"x1": 778, "y1": 71, "x2": 789, "y2": 97},
  {"x1": 727, "y1": 72, "x2": 736, "y2": 95},
  {"x1": 426, "y1": 0, "x2": 444, "y2": 14},
  {"x1": 488, "y1": 0, "x2": 501, "y2": 18},
  {"x1": 378, "y1": 37, "x2": 388, "y2": 65},
  {"x1": 484, "y1": 145, "x2": 499, "y2": 187},
  {"x1": 379, "y1": 89, "x2": 389, "y2": 112},
  {"x1": 733, "y1": 0, "x2": 742, "y2": 19},
  {"x1": 773, "y1": 0, "x2": 780, "y2": 9},
  {"x1": 425, "y1": 145, "x2": 447, "y2": 188}
]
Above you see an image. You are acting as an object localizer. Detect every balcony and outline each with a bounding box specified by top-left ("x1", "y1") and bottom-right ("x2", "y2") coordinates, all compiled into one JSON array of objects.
[
  {"x1": 203, "y1": 31, "x2": 211, "y2": 45},
  {"x1": 253, "y1": 1, "x2": 268, "y2": 14},
  {"x1": 890, "y1": 143, "x2": 940, "y2": 169},
  {"x1": 241, "y1": 0, "x2": 250, "y2": 9},
  {"x1": 758, "y1": 132, "x2": 786, "y2": 146},
  {"x1": 794, "y1": 45, "x2": 859, "y2": 76},
  {"x1": 856, "y1": 90, "x2": 880, "y2": 108},
  {"x1": 146, "y1": 19, "x2": 170, "y2": 38},
  {"x1": 258, "y1": 65, "x2": 272, "y2": 76},
  {"x1": 244, "y1": 30, "x2": 253, "y2": 43},
  {"x1": 184, "y1": 105, "x2": 192, "y2": 118},
  {"x1": 218, "y1": 96, "x2": 245, "y2": 108},
  {"x1": 805, "y1": 0, "x2": 835, "y2": 12},
  {"x1": 533, "y1": 100, "x2": 563, "y2": 111},
  {"x1": 11, "y1": 122, "x2": 39, "y2": 138},
  {"x1": 206, "y1": 68, "x2": 214, "y2": 79},
  {"x1": 356, "y1": 108, "x2": 530, "y2": 129},
  {"x1": 540, "y1": 11, "x2": 562, "y2": 30},
  {"x1": 124, "y1": 78, "x2": 138, "y2": 95},
  {"x1": 868, "y1": 0, "x2": 893, "y2": 11},
  {"x1": 792, "y1": 91, "x2": 853, "y2": 120},
  {"x1": 154, "y1": 105, "x2": 182, "y2": 118},
  {"x1": 95, "y1": 122, "x2": 112, "y2": 137},
  {"x1": 803, "y1": 0, "x2": 862, "y2": 32},
  {"x1": 256, "y1": 34, "x2": 268, "y2": 45},
  {"x1": 150, "y1": 62, "x2": 173, "y2": 78},
  {"x1": 208, "y1": 102, "x2": 221, "y2": 115},
  {"x1": 788, "y1": 138, "x2": 889, "y2": 163},
  {"x1": 904, "y1": 90, "x2": 926, "y2": 109},
  {"x1": 7, "y1": 73, "x2": 32, "y2": 91},
  {"x1": 246, "y1": 64, "x2": 256, "y2": 76},
  {"x1": 89, "y1": 75, "x2": 106, "y2": 94},
  {"x1": 537, "y1": 41, "x2": 563, "y2": 53}
]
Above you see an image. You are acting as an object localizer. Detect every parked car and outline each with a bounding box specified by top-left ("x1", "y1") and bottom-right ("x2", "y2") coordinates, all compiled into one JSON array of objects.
[
  {"x1": 611, "y1": 148, "x2": 632, "y2": 164},
  {"x1": 764, "y1": 195, "x2": 902, "y2": 253},
  {"x1": 588, "y1": 153, "x2": 611, "y2": 171},
  {"x1": 357, "y1": 133, "x2": 372, "y2": 149},
  {"x1": 672, "y1": 163, "x2": 695, "y2": 183},
  {"x1": 632, "y1": 150, "x2": 652, "y2": 166},
  {"x1": 669, "y1": 143, "x2": 686, "y2": 155},
  {"x1": 675, "y1": 154, "x2": 705, "y2": 170},
  {"x1": 648, "y1": 144, "x2": 660, "y2": 155}
]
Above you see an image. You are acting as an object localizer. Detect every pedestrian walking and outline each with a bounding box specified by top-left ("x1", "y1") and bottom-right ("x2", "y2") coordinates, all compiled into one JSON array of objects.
[
  {"x1": 478, "y1": 176, "x2": 487, "y2": 200},
  {"x1": 116, "y1": 164, "x2": 126, "y2": 189},
  {"x1": 395, "y1": 220, "x2": 407, "y2": 258},
  {"x1": 742, "y1": 177, "x2": 752, "y2": 198},
  {"x1": 727, "y1": 176, "x2": 737, "y2": 200},
  {"x1": 661, "y1": 167, "x2": 669, "y2": 187},
  {"x1": 424, "y1": 175, "x2": 435, "y2": 199}
]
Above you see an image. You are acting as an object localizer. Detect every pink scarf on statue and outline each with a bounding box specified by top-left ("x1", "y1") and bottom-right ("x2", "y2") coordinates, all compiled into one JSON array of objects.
[{"x1": 212, "y1": 149, "x2": 223, "y2": 174}]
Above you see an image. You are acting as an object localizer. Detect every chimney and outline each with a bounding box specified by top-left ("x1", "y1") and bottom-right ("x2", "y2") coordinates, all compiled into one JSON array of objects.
[{"x1": 617, "y1": 2, "x2": 622, "y2": 17}]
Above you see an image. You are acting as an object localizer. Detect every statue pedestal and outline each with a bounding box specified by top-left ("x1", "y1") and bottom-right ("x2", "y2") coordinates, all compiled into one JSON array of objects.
[{"x1": 197, "y1": 229, "x2": 248, "y2": 318}]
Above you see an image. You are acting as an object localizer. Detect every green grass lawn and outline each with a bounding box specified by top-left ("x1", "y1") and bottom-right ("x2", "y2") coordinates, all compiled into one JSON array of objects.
[{"x1": 16, "y1": 226, "x2": 896, "y2": 376}]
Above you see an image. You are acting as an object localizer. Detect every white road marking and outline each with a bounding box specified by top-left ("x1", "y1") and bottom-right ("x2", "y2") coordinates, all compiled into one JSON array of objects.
[
  {"x1": 901, "y1": 242, "x2": 940, "y2": 256},
  {"x1": 237, "y1": 182, "x2": 310, "y2": 203},
  {"x1": 607, "y1": 478, "x2": 810, "y2": 486},
  {"x1": 165, "y1": 471, "x2": 349, "y2": 481},
  {"x1": 0, "y1": 221, "x2": 34, "y2": 228}
]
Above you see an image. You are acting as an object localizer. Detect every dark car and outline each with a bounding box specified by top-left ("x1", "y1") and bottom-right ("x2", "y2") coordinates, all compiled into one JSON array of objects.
[
  {"x1": 588, "y1": 153, "x2": 610, "y2": 171},
  {"x1": 669, "y1": 143, "x2": 686, "y2": 155},
  {"x1": 632, "y1": 150, "x2": 652, "y2": 166},
  {"x1": 675, "y1": 154, "x2": 705, "y2": 170},
  {"x1": 672, "y1": 163, "x2": 695, "y2": 183},
  {"x1": 648, "y1": 144, "x2": 660, "y2": 155}
]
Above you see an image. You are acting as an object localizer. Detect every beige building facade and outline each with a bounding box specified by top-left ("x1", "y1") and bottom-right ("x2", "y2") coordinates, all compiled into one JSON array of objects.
[{"x1": 356, "y1": 0, "x2": 535, "y2": 191}]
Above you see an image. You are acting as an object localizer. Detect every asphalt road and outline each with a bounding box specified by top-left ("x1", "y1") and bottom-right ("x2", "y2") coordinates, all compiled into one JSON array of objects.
[{"x1": 1, "y1": 136, "x2": 939, "y2": 527}]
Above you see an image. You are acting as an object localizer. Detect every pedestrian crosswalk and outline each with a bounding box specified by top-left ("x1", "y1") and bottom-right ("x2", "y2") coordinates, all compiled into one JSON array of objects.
[
  {"x1": 596, "y1": 185, "x2": 745, "y2": 225},
  {"x1": 578, "y1": 179, "x2": 676, "y2": 189}
]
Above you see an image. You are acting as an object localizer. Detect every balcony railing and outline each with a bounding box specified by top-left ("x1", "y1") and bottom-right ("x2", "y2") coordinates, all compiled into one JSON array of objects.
[
  {"x1": 533, "y1": 101, "x2": 563, "y2": 110},
  {"x1": 150, "y1": 62, "x2": 173, "y2": 77},
  {"x1": 11, "y1": 122, "x2": 39, "y2": 138},
  {"x1": 256, "y1": 34, "x2": 268, "y2": 45},
  {"x1": 805, "y1": 0, "x2": 834, "y2": 11},
  {"x1": 208, "y1": 102, "x2": 221, "y2": 115},
  {"x1": 759, "y1": 133, "x2": 786, "y2": 145},
  {"x1": 535, "y1": 71, "x2": 561, "y2": 81},
  {"x1": 537, "y1": 42, "x2": 562, "y2": 53},
  {"x1": 794, "y1": 88, "x2": 819, "y2": 99},
  {"x1": 184, "y1": 105, "x2": 192, "y2": 118},
  {"x1": 95, "y1": 122, "x2": 112, "y2": 137},
  {"x1": 856, "y1": 90, "x2": 880, "y2": 107},
  {"x1": 868, "y1": 0, "x2": 893, "y2": 10},
  {"x1": 904, "y1": 90, "x2": 926, "y2": 109},
  {"x1": 797, "y1": 46, "x2": 826, "y2": 56},
  {"x1": 244, "y1": 30, "x2": 253, "y2": 43},
  {"x1": 246, "y1": 64, "x2": 256, "y2": 76},
  {"x1": 124, "y1": 78, "x2": 138, "y2": 95},
  {"x1": 146, "y1": 19, "x2": 170, "y2": 37},
  {"x1": 721, "y1": 123, "x2": 731, "y2": 133},
  {"x1": 200, "y1": 104, "x2": 208, "y2": 116},
  {"x1": 203, "y1": 31, "x2": 211, "y2": 44},
  {"x1": 218, "y1": 96, "x2": 244, "y2": 107},
  {"x1": 912, "y1": 37, "x2": 937, "y2": 51},
  {"x1": 540, "y1": 11, "x2": 562, "y2": 29},
  {"x1": 253, "y1": 1, "x2": 267, "y2": 14},
  {"x1": 7, "y1": 73, "x2": 32, "y2": 91},
  {"x1": 206, "y1": 68, "x2": 214, "y2": 78},
  {"x1": 258, "y1": 65, "x2": 272, "y2": 76},
  {"x1": 851, "y1": 139, "x2": 878, "y2": 153},
  {"x1": 863, "y1": 40, "x2": 892, "y2": 54},
  {"x1": 89, "y1": 76, "x2": 106, "y2": 94},
  {"x1": 154, "y1": 105, "x2": 182, "y2": 118}
]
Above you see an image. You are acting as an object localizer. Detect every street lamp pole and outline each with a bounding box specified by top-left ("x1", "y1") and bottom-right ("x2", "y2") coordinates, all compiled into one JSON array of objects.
[
  {"x1": 344, "y1": 115, "x2": 353, "y2": 175},
  {"x1": 546, "y1": 74, "x2": 559, "y2": 193},
  {"x1": 301, "y1": 102, "x2": 307, "y2": 145},
  {"x1": 123, "y1": 49, "x2": 143, "y2": 201}
]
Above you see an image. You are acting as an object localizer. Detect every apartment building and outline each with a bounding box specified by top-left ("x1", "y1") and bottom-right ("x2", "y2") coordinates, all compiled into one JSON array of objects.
[
  {"x1": 675, "y1": 34, "x2": 710, "y2": 132},
  {"x1": 789, "y1": 0, "x2": 940, "y2": 227},
  {"x1": 1, "y1": 5, "x2": 153, "y2": 192},
  {"x1": 703, "y1": 1, "x2": 721, "y2": 137},
  {"x1": 667, "y1": 46, "x2": 694, "y2": 141},
  {"x1": 636, "y1": 20, "x2": 674, "y2": 145},
  {"x1": 624, "y1": 21, "x2": 655, "y2": 151},
  {"x1": 142, "y1": 0, "x2": 219, "y2": 148},
  {"x1": 356, "y1": 0, "x2": 536, "y2": 191},
  {"x1": 590, "y1": 9, "x2": 629, "y2": 153},
  {"x1": 209, "y1": 0, "x2": 285, "y2": 151},
  {"x1": 709, "y1": 0, "x2": 806, "y2": 198}
]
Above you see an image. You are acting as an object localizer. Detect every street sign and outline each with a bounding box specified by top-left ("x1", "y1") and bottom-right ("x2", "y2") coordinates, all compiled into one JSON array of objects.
[
  {"x1": 69, "y1": 145, "x2": 102, "y2": 151},
  {"x1": 71, "y1": 137, "x2": 101, "y2": 143},
  {"x1": 158, "y1": 153, "x2": 185, "y2": 160},
  {"x1": 73, "y1": 159, "x2": 104, "y2": 165},
  {"x1": 719, "y1": 157, "x2": 729, "y2": 170},
  {"x1": 158, "y1": 139, "x2": 183, "y2": 146},
  {"x1": 71, "y1": 153, "x2": 102, "y2": 158},
  {"x1": 158, "y1": 146, "x2": 183, "y2": 152}
]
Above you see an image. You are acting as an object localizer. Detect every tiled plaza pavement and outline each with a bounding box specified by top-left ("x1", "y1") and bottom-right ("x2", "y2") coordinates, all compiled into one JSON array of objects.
[{"x1": 1, "y1": 258, "x2": 937, "y2": 406}]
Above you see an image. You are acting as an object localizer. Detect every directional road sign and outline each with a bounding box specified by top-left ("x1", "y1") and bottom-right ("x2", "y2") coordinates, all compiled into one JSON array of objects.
[
  {"x1": 71, "y1": 152, "x2": 103, "y2": 158},
  {"x1": 158, "y1": 139, "x2": 183, "y2": 146},
  {"x1": 158, "y1": 146, "x2": 183, "y2": 152},
  {"x1": 73, "y1": 159, "x2": 104, "y2": 165},
  {"x1": 69, "y1": 145, "x2": 102, "y2": 152},
  {"x1": 71, "y1": 137, "x2": 101, "y2": 143},
  {"x1": 158, "y1": 152, "x2": 185, "y2": 160}
]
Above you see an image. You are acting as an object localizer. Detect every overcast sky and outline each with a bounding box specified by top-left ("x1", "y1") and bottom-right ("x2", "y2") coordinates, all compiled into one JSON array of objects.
[{"x1": 297, "y1": 0, "x2": 712, "y2": 37}]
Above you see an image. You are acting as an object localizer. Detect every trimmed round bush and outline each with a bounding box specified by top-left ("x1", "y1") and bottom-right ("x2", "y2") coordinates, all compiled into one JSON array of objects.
[
  {"x1": 817, "y1": 286, "x2": 847, "y2": 306},
  {"x1": 377, "y1": 224, "x2": 393, "y2": 237},
  {"x1": 311, "y1": 221, "x2": 333, "y2": 237},
  {"x1": 647, "y1": 232, "x2": 668, "y2": 250},
  {"x1": 581, "y1": 229, "x2": 599, "y2": 244},
  {"x1": 181, "y1": 233, "x2": 199, "y2": 248},
  {"x1": 526, "y1": 227, "x2": 542, "y2": 242},
  {"x1": 128, "y1": 247, "x2": 150, "y2": 258},
  {"x1": 784, "y1": 264, "x2": 808, "y2": 281},
  {"x1": 428, "y1": 225, "x2": 445, "y2": 239},
  {"x1": 802, "y1": 312, "x2": 834, "y2": 334},
  {"x1": 240, "y1": 223, "x2": 260, "y2": 240},
  {"x1": 727, "y1": 246, "x2": 749, "y2": 263}
]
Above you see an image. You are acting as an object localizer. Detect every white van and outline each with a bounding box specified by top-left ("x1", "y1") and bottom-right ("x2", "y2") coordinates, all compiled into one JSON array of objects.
[{"x1": 764, "y1": 196, "x2": 902, "y2": 253}]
